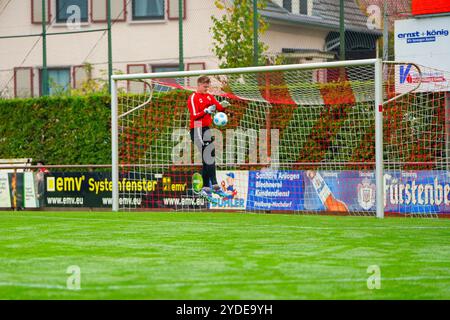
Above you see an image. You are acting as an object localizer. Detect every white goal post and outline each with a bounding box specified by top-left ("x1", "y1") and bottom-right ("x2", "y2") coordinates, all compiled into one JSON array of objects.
[
  {"x1": 111, "y1": 59, "x2": 389, "y2": 217},
  {"x1": 111, "y1": 58, "x2": 450, "y2": 217}
]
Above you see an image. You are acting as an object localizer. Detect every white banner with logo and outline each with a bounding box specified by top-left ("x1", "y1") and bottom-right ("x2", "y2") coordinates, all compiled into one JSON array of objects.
[
  {"x1": 395, "y1": 16, "x2": 450, "y2": 93},
  {"x1": 209, "y1": 170, "x2": 248, "y2": 210}
]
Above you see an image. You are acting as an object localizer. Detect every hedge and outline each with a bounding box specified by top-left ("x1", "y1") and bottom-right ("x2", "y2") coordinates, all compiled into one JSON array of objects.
[{"x1": 0, "y1": 95, "x2": 111, "y2": 165}]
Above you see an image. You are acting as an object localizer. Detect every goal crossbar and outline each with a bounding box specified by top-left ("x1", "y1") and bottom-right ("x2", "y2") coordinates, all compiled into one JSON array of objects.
[{"x1": 111, "y1": 58, "x2": 379, "y2": 81}]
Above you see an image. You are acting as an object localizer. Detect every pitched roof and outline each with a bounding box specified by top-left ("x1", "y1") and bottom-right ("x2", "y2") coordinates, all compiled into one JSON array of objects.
[{"x1": 261, "y1": 0, "x2": 382, "y2": 36}]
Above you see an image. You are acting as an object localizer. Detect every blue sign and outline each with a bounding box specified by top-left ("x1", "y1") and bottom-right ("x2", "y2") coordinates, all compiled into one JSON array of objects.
[
  {"x1": 303, "y1": 170, "x2": 375, "y2": 213},
  {"x1": 384, "y1": 171, "x2": 450, "y2": 214},
  {"x1": 247, "y1": 170, "x2": 304, "y2": 210},
  {"x1": 303, "y1": 170, "x2": 450, "y2": 215}
]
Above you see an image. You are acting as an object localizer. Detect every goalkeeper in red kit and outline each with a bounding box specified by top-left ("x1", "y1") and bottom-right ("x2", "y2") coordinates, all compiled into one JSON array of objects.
[{"x1": 187, "y1": 76, "x2": 230, "y2": 201}]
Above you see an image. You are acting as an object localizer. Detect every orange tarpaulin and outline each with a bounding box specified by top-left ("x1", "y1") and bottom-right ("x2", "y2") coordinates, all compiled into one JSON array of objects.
[{"x1": 412, "y1": 0, "x2": 450, "y2": 15}]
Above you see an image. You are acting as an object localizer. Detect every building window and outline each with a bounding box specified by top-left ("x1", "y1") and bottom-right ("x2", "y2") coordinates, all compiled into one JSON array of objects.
[
  {"x1": 41, "y1": 68, "x2": 71, "y2": 95},
  {"x1": 14, "y1": 68, "x2": 34, "y2": 98},
  {"x1": 56, "y1": 0, "x2": 88, "y2": 23},
  {"x1": 283, "y1": 0, "x2": 292, "y2": 12},
  {"x1": 151, "y1": 65, "x2": 181, "y2": 88},
  {"x1": 152, "y1": 65, "x2": 179, "y2": 73},
  {"x1": 91, "y1": 0, "x2": 126, "y2": 23},
  {"x1": 132, "y1": 0, "x2": 164, "y2": 20},
  {"x1": 300, "y1": 0, "x2": 308, "y2": 15}
]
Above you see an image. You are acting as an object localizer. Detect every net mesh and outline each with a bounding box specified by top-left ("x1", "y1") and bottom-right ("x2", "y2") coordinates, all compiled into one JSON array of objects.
[
  {"x1": 114, "y1": 62, "x2": 449, "y2": 217},
  {"x1": 383, "y1": 63, "x2": 449, "y2": 217}
]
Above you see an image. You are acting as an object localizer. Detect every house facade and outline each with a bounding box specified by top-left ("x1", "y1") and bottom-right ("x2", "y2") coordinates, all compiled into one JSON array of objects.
[{"x1": 0, "y1": 0, "x2": 381, "y2": 98}]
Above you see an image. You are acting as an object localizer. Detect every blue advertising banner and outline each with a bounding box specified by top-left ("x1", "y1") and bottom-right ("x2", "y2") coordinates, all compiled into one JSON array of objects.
[
  {"x1": 303, "y1": 170, "x2": 450, "y2": 214},
  {"x1": 303, "y1": 170, "x2": 376, "y2": 213},
  {"x1": 384, "y1": 171, "x2": 450, "y2": 214},
  {"x1": 247, "y1": 170, "x2": 304, "y2": 211}
]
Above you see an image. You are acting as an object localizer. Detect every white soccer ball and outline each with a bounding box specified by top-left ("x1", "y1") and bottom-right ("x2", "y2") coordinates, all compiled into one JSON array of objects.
[{"x1": 213, "y1": 112, "x2": 228, "y2": 127}]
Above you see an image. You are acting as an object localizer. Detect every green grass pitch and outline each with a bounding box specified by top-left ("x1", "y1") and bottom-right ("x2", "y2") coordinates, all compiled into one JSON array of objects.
[{"x1": 0, "y1": 211, "x2": 449, "y2": 299}]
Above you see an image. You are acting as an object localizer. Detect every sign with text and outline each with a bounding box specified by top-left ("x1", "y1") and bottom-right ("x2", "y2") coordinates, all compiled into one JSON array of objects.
[
  {"x1": 44, "y1": 171, "x2": 207, "y2": 209},
  {"x1": 247, "y1": 170, "x2": 304, "y2": 211},
  {"x1": 395, "y1": 16, "x2": 450, "y2": 93},
  {"x1": 0, "y1": 172, "x2": 40, "y2": 209},
  {"x1": 209, "y1": 170, "x2": 249, "y2": 210}
]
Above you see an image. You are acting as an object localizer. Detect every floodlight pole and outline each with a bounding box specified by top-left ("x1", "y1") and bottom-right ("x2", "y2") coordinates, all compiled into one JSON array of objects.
[
  {"x1": 107, "y1": 0, "x2": 113, "y2": 93},
  {"x1": 383, "y1": 1, "x2": 389, "y2": 61},
  {"x1": 253, "y1": 0, "x2": 259, "y2": 66},
  {"x1": 41, "y1": 0, "x2": 49, "y2": 96},
  {"x1": 339, "y1": 0, "x2": 345, "y2": 61},
  {"x1": 179, "y1": 0, "x2": 184, "y2": 71}
]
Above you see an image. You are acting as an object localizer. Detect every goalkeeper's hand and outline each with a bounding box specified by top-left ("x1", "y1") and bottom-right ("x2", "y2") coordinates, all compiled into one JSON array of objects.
[
  {"x1": 221, "y1": 100, "x2": 231, "y2": 108},
  {"x1": 204, "y1": 105, "x2": 216, "y2": 114}
]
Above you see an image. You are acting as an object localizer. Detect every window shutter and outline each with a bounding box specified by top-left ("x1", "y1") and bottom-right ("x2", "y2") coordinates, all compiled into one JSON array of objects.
[
  {"x1": 168, "y1": 0, "x2": 185, "y2": 20},
  {"x1": 14, "y1": 68, "x2": 34, "y2": 98},
  {"x1": 187, "y1": 62, "x2": 205, "y2": 86},
  {"x1": 112, "y1": 0, "x2": 126, "y2": 21},
  {"x1": 92, "y1": 0, "x2": 126, "y2": 22},
  {"x1": 127, "y1": 64, "x2": 147, "y2": 94},
  {"x1": 91, "y1": 0, "x2": 106, "y2": 21},
  {"x1": 32, "y1": 0, "x2": 51, "y2": 24},
  {"x1": 73, "y1": 66, "x2": 90, "y2": 89}
]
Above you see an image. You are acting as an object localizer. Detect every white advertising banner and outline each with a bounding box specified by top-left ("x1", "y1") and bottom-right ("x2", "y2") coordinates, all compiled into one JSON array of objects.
[
  {"x1": 209, "y1": 170, "x2": 248, "y2": 210},
  {"x1": 0, "y1": 172, "x2": 11, "y2": 208},
  {"x1": 395, "y1": 16, "x2": 450, "y2": 93},
  {"x1": 24, "y1": 172, "x2": 39, "y2": 208}
]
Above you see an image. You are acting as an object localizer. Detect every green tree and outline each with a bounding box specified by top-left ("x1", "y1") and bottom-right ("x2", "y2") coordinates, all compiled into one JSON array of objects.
[{"x1": 211, "y1": 0, "x2": 269, "y2": 69}]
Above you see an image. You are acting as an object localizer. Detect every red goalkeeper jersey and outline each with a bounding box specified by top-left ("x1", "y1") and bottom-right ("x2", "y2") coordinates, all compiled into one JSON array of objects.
[{"x1": 187, "y1": 92, "x2": 225, "y2": 128}]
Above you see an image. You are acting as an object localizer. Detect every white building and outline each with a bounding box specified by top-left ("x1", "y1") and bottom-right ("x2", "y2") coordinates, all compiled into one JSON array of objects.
[{"x1": 0, "y1": 0, "x2": 380, "y2": 98}]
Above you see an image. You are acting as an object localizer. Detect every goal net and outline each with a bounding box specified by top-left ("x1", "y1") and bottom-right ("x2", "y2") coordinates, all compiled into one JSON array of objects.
[{"x1": 111, "y1": 59, "x2": 449, "y2": 218}]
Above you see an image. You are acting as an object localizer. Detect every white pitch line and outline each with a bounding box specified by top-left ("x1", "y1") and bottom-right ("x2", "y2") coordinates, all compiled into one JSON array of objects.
[
  {"x1": 1, "y1": 275, "x2": 450, "y2": 292},
  {"x1": 106, "y1": 275, "x2": 450, "y2": 289},
  {"x1": 0, "y1": 282, "x2": 67, "y2": 290},
  {"x1": 0, "y1": 214, "x2": 450, "y2": 230},
  {"x1": 0, "y1": 214, "x2": 449, "y2": 231}
]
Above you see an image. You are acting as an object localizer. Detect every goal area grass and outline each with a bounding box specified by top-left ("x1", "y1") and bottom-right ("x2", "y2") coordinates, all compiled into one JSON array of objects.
[{"x1": 0, "y1": 211, "x2": 449, "y2": 299}]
